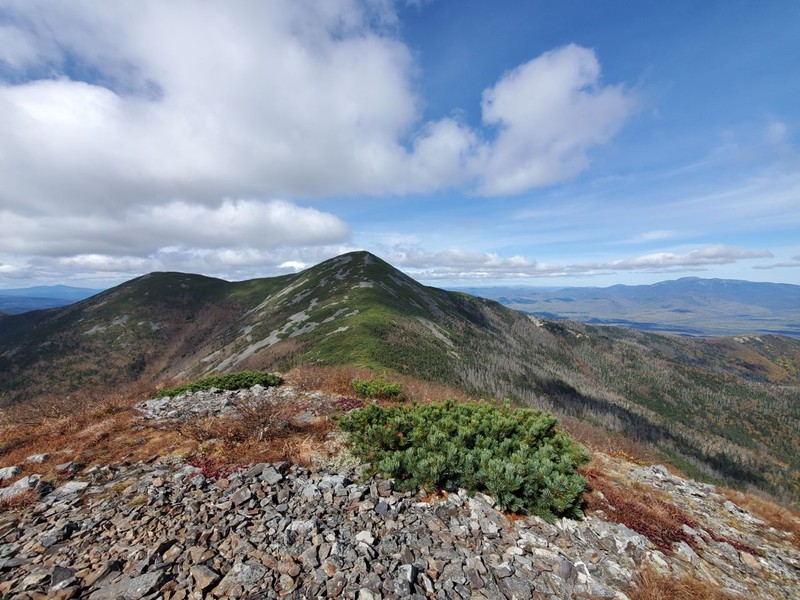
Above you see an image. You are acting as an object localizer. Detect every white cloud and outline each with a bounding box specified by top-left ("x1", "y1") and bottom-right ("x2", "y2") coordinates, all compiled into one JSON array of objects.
[
  {"x1": 753, "y1": 253, "x2": 800, "y2": 270},
  {"x1": 8, "y1": 244, "x2": 360, "y2": 287},
  {"x1": 385, "y1": 244, "x2": 773, "y2": 281},
  {"x1": 475, "y1": 44, "x2": 634, "y2": 195},
  {"x1": 767, "y1": 121, "x2": 788, "y2": 145},
  {"x1": 0, "y1": 199, "x2": 349, "y2": 257},
  {"x1": 0, "y1": 2, "x2": 637, "y2": 284},
  {"x1": 627, "y1": 230, "x2": 677, "y2": 243},
  {"x1": 0, "y1": 24, "x2": 53, "y2": 68},
  {"x1": 0, "y1": 3, "x2": 633, "y2": 211},
  {"x1": 599, "y1": 246, "x2": 772, "y2": 270}
]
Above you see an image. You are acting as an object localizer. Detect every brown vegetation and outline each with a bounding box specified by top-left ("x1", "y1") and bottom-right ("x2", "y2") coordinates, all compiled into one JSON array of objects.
[
  {"x1": 0, "y1": 488, "x2": 39, "y2": 513},
  {"x1": 177, "y1": 396, "x2": 336, "y2": 467},
  {"x1": 717, "y1": 486, "x2": 800, "y2": 545},
  {"x1": 628, "y1": 565, "x2": 745, "y2": 600},
  {"x1": 583, "y1": 459, "x2": 763, "y2": 558},
  {"x1": 0, "y1": 383, "x2": 174, "y2": 471},
  {"x1": 288, "y1": 363, "x2": 468, "y2": 404},
  {"x1": 581, "y1": 461, "x2": 700, "y2": 554}
]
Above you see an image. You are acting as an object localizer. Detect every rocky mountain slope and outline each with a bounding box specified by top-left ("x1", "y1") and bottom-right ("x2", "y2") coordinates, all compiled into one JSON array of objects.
[
  {"x1": 1, "y1": 252, "x2": 799, "y2": 499},
  {"x1": 1, "y1": 384, "x2": 798, "y2": 600}
]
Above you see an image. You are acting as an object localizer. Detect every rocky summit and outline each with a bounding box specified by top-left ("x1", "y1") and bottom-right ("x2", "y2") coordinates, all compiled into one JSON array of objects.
[{"x1": 1, "y1": 416, "x2": 798, "y2": 599}]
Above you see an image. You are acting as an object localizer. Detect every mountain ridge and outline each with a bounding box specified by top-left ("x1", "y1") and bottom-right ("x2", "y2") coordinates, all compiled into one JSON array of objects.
[
  {"x1": 1, "y1": 251, "x2": 799, "y2": 499},
  {"x1": 0, "y1": 284, "x2": 103, "y2": 315},
  {"x1": 457, "y1": 277, "x2": 800, "y2": 337}
]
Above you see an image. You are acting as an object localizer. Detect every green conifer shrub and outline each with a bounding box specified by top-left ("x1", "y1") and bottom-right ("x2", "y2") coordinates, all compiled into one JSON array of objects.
[
  {"x1": 351, "y1": 376, "x2": 404, "y2": 400},
  {"x1": 155, "y1": 371, "x2": 283, "y2": 398},
  {"x1": 339, "y1": 399, "x2": 590, "y2": 521}
]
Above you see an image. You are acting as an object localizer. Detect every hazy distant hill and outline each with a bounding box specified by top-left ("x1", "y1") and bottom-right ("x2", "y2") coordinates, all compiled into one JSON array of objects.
[
  {"x1": 0, "y1": 285, "x2": 103, "y2": 314},
  {"x1": 458, "y1": 277, "x2": 800, "y2": 338},
  {"x1": 1, "y1": 252, "x2": 799, "y2": 498}
]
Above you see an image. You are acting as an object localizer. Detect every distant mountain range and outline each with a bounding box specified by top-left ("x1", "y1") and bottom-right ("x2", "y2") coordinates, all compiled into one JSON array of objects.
[
  {"x1": 0, "y1": 285, "x2": 102, "y2": 314},
  {"x1": 457, "y1": 277, "x2": 800, "y2": 338},
  {"x1": 1, "y1": 252, "x2": 799, "y2": 499}
]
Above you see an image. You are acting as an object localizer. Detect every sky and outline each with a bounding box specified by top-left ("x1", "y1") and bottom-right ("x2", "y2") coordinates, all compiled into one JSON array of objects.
[{"x1": 0, "y1": 0, "x2": 798, "y2": 289}]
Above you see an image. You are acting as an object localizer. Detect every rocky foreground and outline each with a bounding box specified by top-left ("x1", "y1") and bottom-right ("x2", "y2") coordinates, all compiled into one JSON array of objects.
[{"x1": 0, "y1": 387, "x2": 799, "y2": 599}]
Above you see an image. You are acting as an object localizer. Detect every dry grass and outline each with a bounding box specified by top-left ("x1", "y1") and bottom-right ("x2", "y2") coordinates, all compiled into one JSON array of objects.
[
  {"x1": 288, "y1": 364, "x2": 373, "y2": 395},
  {"x1": 717, "y1": 486, "x2": 800, "y2": 545},
  {"x1": 176, "y1": 393, "x2": 337, "y2": 468},
  {"x1": 1, "y1": 374, "x2": 340, "y2": 479},
  {"x1": 0, "y1": 383, "x2": 200, "y2": 474},
  {"x1": 288, "y1": 363, "x2": 468, "y2": 404},
  {"x1": 629, "y1": 565, "x2": 744, "y2": 600},
  {"x1": 188, "y1": 417, "x2": 336, "y2": 469},
  {"x1": 581, "y1": 460, "x2": 699, "y2": 554},
  {"x1": 0, "y1": 489, "x2": 39, "y2": 513}
]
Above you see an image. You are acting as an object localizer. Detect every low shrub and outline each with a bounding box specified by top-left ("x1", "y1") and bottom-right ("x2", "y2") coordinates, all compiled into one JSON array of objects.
[
  {"x1": 339, "y1": 399, "x2": 590, "y2": 521},
  {"x1": 155, "y1": 371, "x2": 283, "y2": 398},
  {"x1": 351, "y1": 377, "x2": 403, "y2": 400}
]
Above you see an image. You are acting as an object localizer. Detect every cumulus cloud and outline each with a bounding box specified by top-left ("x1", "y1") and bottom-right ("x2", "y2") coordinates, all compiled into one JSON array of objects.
[
  {"x1": 8, "y1": 244, "x2": 360, "y2": 286},
  {"x1": 475, "y1": 45, "x2": 634, "y2": 195},
  {"x1": 0, "y1": 200, "x2": 349, "y2": 256},
  {"x1": 0, "y1": 2, "x2": 632, "y2": 209},
  {"x1": 0, "y1": 1, "x2": 637, "y2": 284}
]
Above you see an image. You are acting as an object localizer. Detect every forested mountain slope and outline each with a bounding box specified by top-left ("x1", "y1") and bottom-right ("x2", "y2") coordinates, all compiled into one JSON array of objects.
[{"x1": 1, "y1": 251, "x2": 798, "y2": 498}]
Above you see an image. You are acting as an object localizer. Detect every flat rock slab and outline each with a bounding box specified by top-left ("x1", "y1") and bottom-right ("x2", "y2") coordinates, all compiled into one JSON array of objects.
[
  {"x1": 87, "y1": 570, "x2": 166, "y2": 600},
  {"x1": 0, "y1": 466, "x2": 21, "y2": 481},
  {"x1": 52, "y1": 481, "x2": 89, "y2": 497},
  {"x1": 26, "y1": 453, "x2": 50, "y2": 463}
]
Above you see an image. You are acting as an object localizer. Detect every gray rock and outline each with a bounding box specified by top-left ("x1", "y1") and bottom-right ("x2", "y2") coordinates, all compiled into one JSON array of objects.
[
  {"x1": 326, "y1": 572, "x2": 346, "y2": 597},
  {"x1": 493, "y1": 562, "x2": 514, "y2": 578},
  {"x1": 558, "y1": 557, "x2": 574, "y2": 581},
  {"x1": 26, "y1": 453, "x2": 50, "y2": 463},
  {"x1": 191, "y1": 565, "x2": 220, "y2": 591},
  {"x1": 0, "y1": 474, "x2": 43, "y2": 501},
  {"x1": 52, "y1": 481, "x2": 89, "y2": 497},
  {"x1": 214, "y1": 561, "x2": 268, "y2": 595},
  {"x1": 355, "y1": 530, "x2": 375, "y2": 545},
  {"x1": 398, "y1": 563, "x2": 417, "y2": 583},
  {"x1": 302, "y1": 545, "x2": 320, "y2": 568},
  {"x1": 262, "y1": 466, "x2": 284, "y2": 485},
  {"x1": 231, "y1": 487, "x2": 252, "y2": 506},
  {"x1": 0, "y1": 465, "x2": 21, "y2": 481},
  {"x1": 88, "y1": 570, "x2": 166, "y2": 600},
  {"x1": 55, "y1": 461, "x2": 81, "y2": 474},
  {"x1": 51, "y1": 566, "x2": 76, "y2": 588}
]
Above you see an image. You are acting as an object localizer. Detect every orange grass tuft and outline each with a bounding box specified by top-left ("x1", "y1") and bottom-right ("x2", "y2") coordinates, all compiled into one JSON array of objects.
[
  {"x1": 0, "y1": 489, "x2": 39, "y2": 513},
  {"x1": 628, "y1": 564, "x2": 745, "y2": 600},
  {"x1": 717, "y1": 486, "x2": 800, "y2": 546}
]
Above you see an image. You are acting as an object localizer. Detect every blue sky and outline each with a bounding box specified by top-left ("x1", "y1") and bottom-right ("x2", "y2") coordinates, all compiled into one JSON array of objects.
[{"x1": 0, "y1": 0, "x2": 798, "y2": 288}]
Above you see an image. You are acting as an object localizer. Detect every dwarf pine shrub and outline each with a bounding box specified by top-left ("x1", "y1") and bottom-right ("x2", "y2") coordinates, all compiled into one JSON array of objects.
[
  {"x1": 155, "y1": 371, "x2": 283, "y2": 398},
  {"x1": 351, "y1": 376, "x2": 404, "y2": 400},
  {"x1": 339, "y1": 399, "x2": 590, "y2": 521}
]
